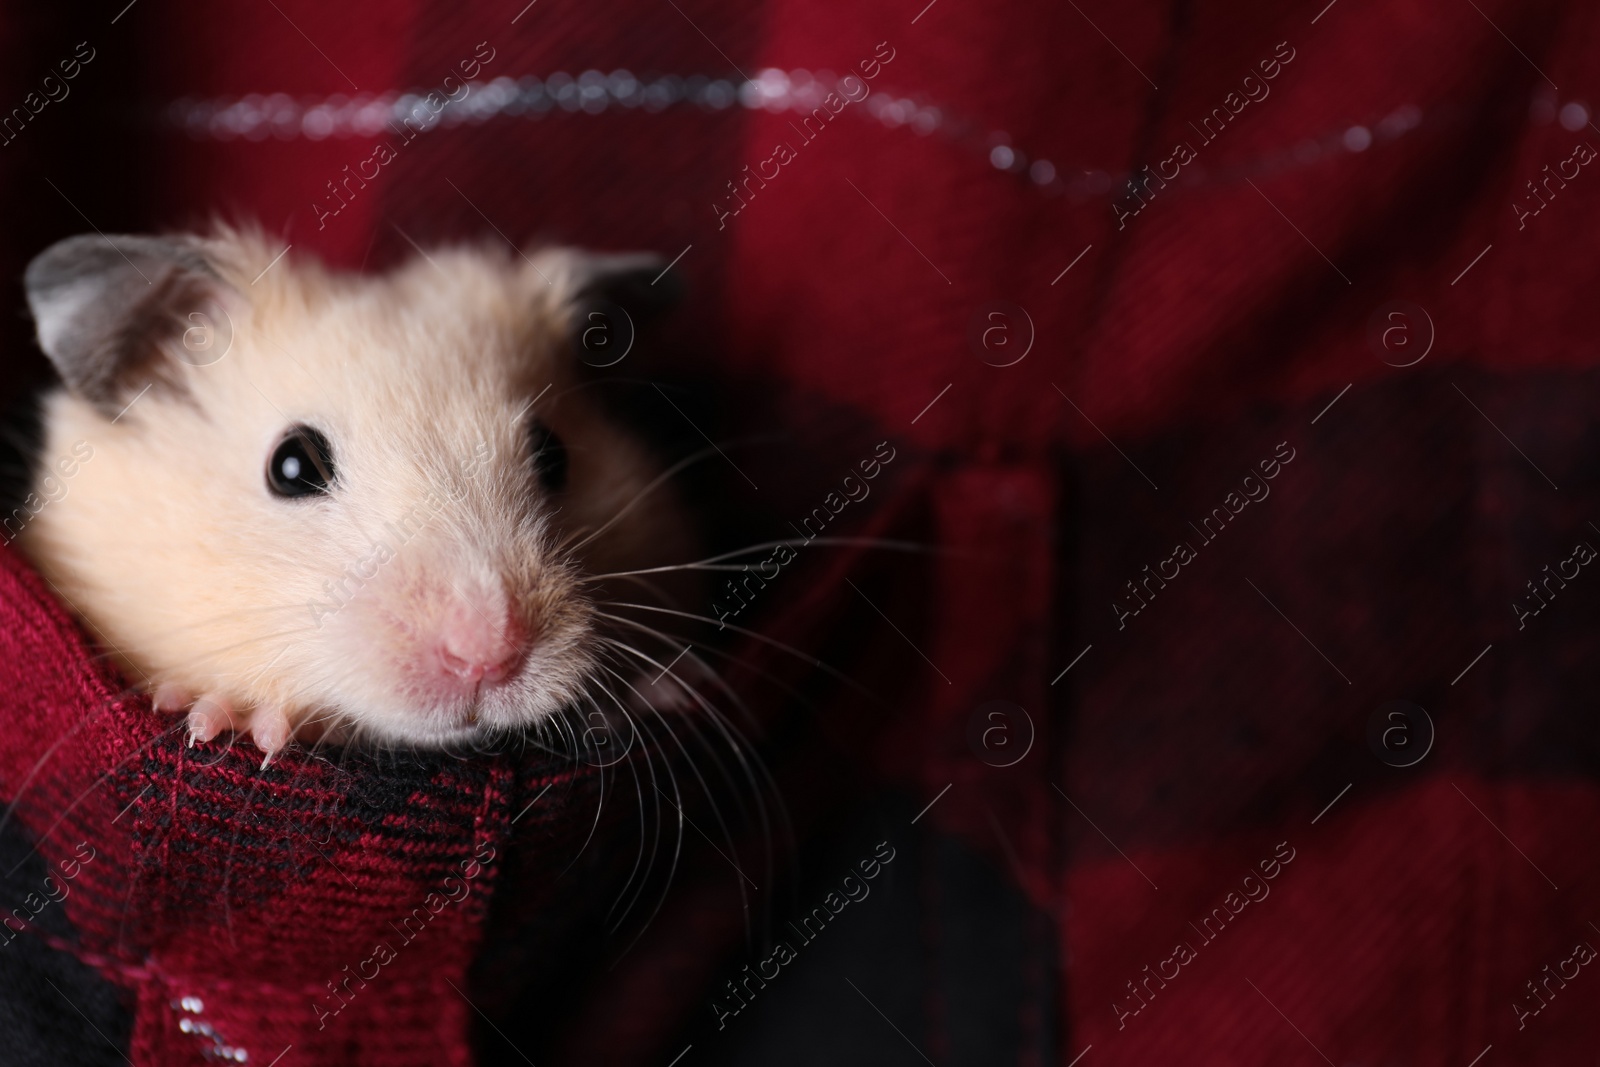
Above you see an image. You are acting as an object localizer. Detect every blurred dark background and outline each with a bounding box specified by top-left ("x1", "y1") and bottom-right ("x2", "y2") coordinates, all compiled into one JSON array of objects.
[{"x1": 3, "y1": 1, "x2": 1600, "y2": 1064}]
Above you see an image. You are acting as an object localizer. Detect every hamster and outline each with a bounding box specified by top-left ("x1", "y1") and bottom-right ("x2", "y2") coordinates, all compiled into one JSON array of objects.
[{"x1": 11, "y1": 225, "x2": 700, "y2": 761}]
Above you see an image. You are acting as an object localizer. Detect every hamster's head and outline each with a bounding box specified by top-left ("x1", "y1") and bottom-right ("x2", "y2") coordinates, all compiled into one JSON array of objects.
[{"x1": 17, "y1": 226, "x2": 697, "y2": 752}]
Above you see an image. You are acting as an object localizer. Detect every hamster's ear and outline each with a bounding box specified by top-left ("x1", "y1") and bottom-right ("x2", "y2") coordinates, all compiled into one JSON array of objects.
[
  {"x1": 24, "y1": 233, "x2": 233, "y2": 417},
  {"x1": 566, "y1": 251, "x2": 685, "y2": 324},
  {"x1": 558, "y1": 252, "x2": 684, "y2": 369}
]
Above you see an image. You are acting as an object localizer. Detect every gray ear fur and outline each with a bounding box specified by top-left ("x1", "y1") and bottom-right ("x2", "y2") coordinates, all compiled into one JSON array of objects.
[
  {"x1": 562, "y1": 252, "x2": 685, "y2": 369},
  {"x1": 569, "y1": 251, "x2": 684, "y2": 321},
  {"x1": 24, "y1": 234, "x2": 226, "y2": 415}
]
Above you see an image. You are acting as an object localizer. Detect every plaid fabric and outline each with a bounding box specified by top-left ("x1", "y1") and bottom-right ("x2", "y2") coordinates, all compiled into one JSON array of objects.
[{"x1": 2, "y1": 0, "x2": 1599, "y2": 1063}]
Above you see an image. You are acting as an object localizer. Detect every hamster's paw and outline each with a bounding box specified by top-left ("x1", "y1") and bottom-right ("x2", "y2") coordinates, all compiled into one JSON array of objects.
[
  {"x1": 148, "y1": 681, "x2": 301, "y2": 766},
  {"x1": 149, "y1": 682, "x2": 234, "y2": 746}
]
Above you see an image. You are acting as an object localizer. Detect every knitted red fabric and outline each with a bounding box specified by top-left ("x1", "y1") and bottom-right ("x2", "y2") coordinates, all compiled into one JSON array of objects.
[{"x1": 0, "y1": 541, "x2": 615, "y2": 1064}]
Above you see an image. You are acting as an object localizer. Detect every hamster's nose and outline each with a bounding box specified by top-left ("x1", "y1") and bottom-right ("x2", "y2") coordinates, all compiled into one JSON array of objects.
[{"x1": 438, "y1": 604, "x2": 528, "y2": 685}]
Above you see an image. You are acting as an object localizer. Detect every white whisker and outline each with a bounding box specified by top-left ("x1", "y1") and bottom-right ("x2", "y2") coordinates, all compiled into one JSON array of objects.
[{"x1": 583, "y1": 536, "x2": 928, "y2": 583}]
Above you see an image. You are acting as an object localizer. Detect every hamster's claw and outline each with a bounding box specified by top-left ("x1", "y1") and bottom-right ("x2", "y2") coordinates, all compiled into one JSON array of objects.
[
  {"x1": 186, "y1": 696, "x2": 234, "y2": 747},
  {"x1": 251, "y1": 705, "x2": 292, "y2": 769}
]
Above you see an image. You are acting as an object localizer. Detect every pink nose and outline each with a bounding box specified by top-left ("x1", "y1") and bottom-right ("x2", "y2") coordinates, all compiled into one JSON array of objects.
[{"x1": 438, "y1": 605, "x2": 528, "y2": 686}]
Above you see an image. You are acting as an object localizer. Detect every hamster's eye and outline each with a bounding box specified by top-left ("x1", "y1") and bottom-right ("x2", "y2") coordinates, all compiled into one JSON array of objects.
[
  {"x1": 529, "y1": 420, "x2": 568, "y2": 491},
  {"x1": 267, "y1": 427, "x2": 336, "y2": 498}
]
